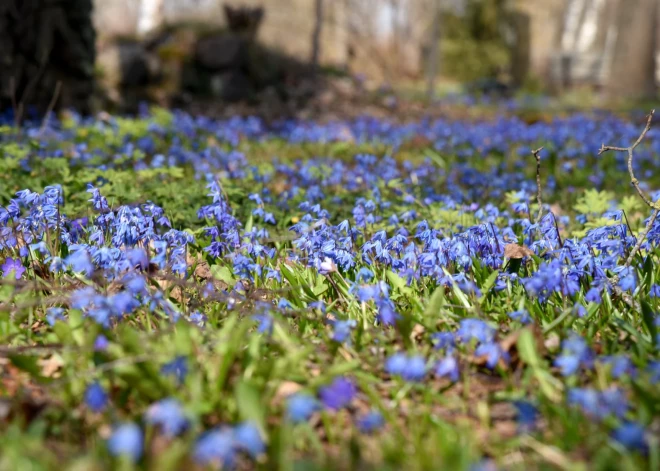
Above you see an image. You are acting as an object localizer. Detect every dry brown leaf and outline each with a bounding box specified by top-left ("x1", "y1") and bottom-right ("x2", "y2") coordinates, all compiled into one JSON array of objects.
[
  {"x1": 544, "y1": 332, "x2": 561, "y2": 351},
  {"x1": 504, "y1": 244, "x2": 534, "y2": 259},
  {"x1": 273, "y1": 381, "x2": 302, "y2": 403},
  {"x1": 38, "y1": 355, "x2": 64, "y2": 378},
  {"x1": 410, "y1": 323, "x2": 425, "y2": 341}
]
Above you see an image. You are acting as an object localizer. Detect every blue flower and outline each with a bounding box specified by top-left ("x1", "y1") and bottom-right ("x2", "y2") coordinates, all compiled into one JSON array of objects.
[
  {"x1": 457, "y1": 319, "x2": 495, "y2": 344},
  {"x1": 254, "y1": 311, "x2": 273, "y2": 334},
  {"x1": 319, "y1": 377, "x2": 356, "y2": 410},
  {"x1": 189, "y1": 311, "x2": 207, "y2": 327},
  {"x1": 161, "y1": 356, "x2": 188, "y2": 385},
  {"x1": 108, "y1": 423, "x2": 143, "y2": 462},
  {"x1": 234, "y1": 422, "x2": 265, "y2": 458},
  {"x1": 650, "y1": 284, "x2": 660, "y2": 298},
  {"x1": 385, "y1": 353, "x2": 408, "y2": 376},
  {"x1": 568, "y1": 387, "x2": 628, "y2": 419},
  {"x1": 435, "y1": 355, "x2": 460, "y2": 382},
  {"x1": 612, "y1": 422, "x2": 647, "y2": 453},
  {"x1": 573, "y1": 303, "x2": 587, "y2": 317},
  {"x1": 585, "y1": 287, "x2": 602, "y2": 303},
  {"x1": 286, "y1": 393, "x2": 319, "y2": 423},
  {"x1": 277, "y1": 298, "x2": 293, "y2": 311},
  {"x1": 508, "y1": 310, "x2": 531, "y2": 324},
  {"x1": 123, "y1": 274, "x2": 146, "y2": 294},
  {"x1": 648, "y1": 361, "x2": 660, "y2": 383},
  {"x1": 376, "y1": 299, "x2": 399, "y2": 326},
  {"x1": 432, "y1": 332, "x2": 455, "y2": 351},
  {"x1": 94, "y1": 335, "x2": 109, "y2": 351},
  {"x1": 193, "y1": 428, "x2": 235, "y2": 467},
  {"x1": 617, "y1": 267, "x2": 637, "y2": 292},
  {"x1": 46, "y1": 307, "x2": 65, "y2": 326},
  {"x1": 65, "y1": 249, "x2": 94, "y2": 277},
  {"x1": 357, "y1": 410, "x2": 385, "y2": 433},
  {"x1": 331, "y1": 319, "x2": 356, "y2": 344},
  {"x1": 1, "y1": 257, "x2": 25, "y2": 279},
  {"x1": 385, "y1": 353, "x2": 427, "y2": 381},
  {"x1": 84, "y1": 382, "x2": 108, "y2": 413},
  {"x1": 554, "y1": 334, "x2": 593, "y2": 376},
  {"x1": 470, "y1": 458, "x2": 498, "y2": 471},
  {"x1": 599, "y1": 355, "x2": 636, "y2": 379},
  {"x1": 475, "y1": 342, "x2": 509, "y2": 369},
  {"x1": 513, "y1": 400, "x2": 538, "y2": 432},
  {"x1": 70, "y1": 287, "x2": 96, "y2": 310},
  {"x1": 401, "y1": 355, "x2": 427, "y2": 381},
  {"x1": 145, "y1": 398, "x2": 188, "y2": 437}
]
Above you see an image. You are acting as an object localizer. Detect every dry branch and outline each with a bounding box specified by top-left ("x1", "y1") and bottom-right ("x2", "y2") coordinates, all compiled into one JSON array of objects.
[
  {"x1": 531, "y1": 147, "x2": 544, "y2": 223},
  {"x1": 598, "y1": 110, "x2": 656, "y2": 308}
]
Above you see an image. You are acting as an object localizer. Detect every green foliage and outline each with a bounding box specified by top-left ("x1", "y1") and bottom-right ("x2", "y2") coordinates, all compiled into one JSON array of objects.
[
  {"x1": 441, "y1": 0, "x2": 511, "y2": 82},
  {"x1": 574, "y1": 189, "x2": 615, "y2": 215},
  {"x1": 1, "y1": 111, "x2": 660, "y2": 471}
]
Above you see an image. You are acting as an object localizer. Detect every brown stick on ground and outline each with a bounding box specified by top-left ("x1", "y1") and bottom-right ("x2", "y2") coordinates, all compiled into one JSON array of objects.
[{"x1": 531, "y1": 147, "x2": 544, "y2": 223}]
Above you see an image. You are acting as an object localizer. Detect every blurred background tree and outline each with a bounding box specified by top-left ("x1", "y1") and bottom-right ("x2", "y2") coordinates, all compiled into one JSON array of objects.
[
  {"x1": 440, "y1": 0, "x2": 511, "y2": 83},
  {"x1": 2, "y1": 0, "x2": 659, "y2": 118}
]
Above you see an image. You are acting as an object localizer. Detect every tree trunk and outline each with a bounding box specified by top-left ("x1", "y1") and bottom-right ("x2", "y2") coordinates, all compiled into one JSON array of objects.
[
  {"x1": 426, "y1": 0, "x2": 442, "y2": 102},
  {"x1": 311, "y1": 0, "x2": 324, "y2": 69},
  {"x1": 0, "y1": 0, "x2": 96, "y2": 121},
  {"x1": 605, "y1": 0, "x2": 658, "y2": 100}
]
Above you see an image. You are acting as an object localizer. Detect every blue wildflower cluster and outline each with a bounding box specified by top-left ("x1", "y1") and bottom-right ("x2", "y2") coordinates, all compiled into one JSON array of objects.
[{"x1": 1, "y1": 107, "x2": 658, "y2": 468}]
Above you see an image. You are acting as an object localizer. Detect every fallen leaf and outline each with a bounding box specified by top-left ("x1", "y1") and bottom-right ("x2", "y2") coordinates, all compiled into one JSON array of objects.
[
  {"x1": 504, "y1": 244, "x2": 534, "y2": 259},
  {"x1": 273, "y1": 381, "x2": 302, "y2": 404},
  {"x1": 38, "y1": 355, "x2": 64, "y2": 378},
  {"x1": 410, "y1": 323, "x2": 425, "y2": 341}
]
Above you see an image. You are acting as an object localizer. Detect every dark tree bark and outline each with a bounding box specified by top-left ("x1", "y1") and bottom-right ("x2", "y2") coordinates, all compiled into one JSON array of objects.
[{"x1": 0, "y1": 0, "x2": 96, "y2": 121}]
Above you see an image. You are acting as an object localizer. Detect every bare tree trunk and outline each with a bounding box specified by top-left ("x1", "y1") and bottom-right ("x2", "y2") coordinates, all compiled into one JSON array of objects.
[
  {"x1": 605, "y1": 0, "x2": 657, "y2": 100},
  {"x1": 426, "y1": 0, "x2": 442, "y2": 102},
  {"x1": 311, "y1": 0, "x2": 324, "y2": 69},
  {"x1": 0, "y1": 0, "x2": 96, "y2": 120}
]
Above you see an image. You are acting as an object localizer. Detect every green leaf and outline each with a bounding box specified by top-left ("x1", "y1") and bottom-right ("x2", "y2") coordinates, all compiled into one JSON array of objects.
[
  {"x1": 573, "y1": 189, "x2": 615, "y2": 216},
  {"x1": 641, "y1": 300, "x2": 658, "y2": 343},
  {"x1": 386, "y1": 271, "x2": 412, "y2": 295},
  {"x1": 211, "y1": 265, "x2": 235, "y2": 286},
  {"x1": 8, "y1": 355, "x2": 48, "y2": 382},
  {"x1": 478, "y1": 270, "x2": 499, "y2": 304},
  {"x1": 235, "y1": 380, "x2": 266, "y2": 435},
  {"x1": 517, "y1": 329, "x2": 540, "y2": 368},
  {"x1": 424, "y1": 285, "x2": 446, "y2": 318}
]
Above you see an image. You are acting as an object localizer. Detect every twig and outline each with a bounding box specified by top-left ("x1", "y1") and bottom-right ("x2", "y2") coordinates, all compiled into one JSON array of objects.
[
  {"x1": 599, "y1": 110, "x2": 656, "y2": 210},
  {"x1": 624, "y1": 209, "x2": 659, "y2": 268},
  {"x1": 598, "y1": 110, "x2": 656, "y2": 307},
  {"x1": 531, "y1": 147, "x2": 544, "y2": 223},
  {"x1": 599, "y1": 110, "x2": 657, "y2": 270},
  {"x1": 549, "y1": 212, "x2": 563, "y2": 248},
  {"x1": 0, "y1": 343, "x2": 64, "y2": 357},
  {"x1": 39, "y1": 81, "x2": 62, "y2": 134}
]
